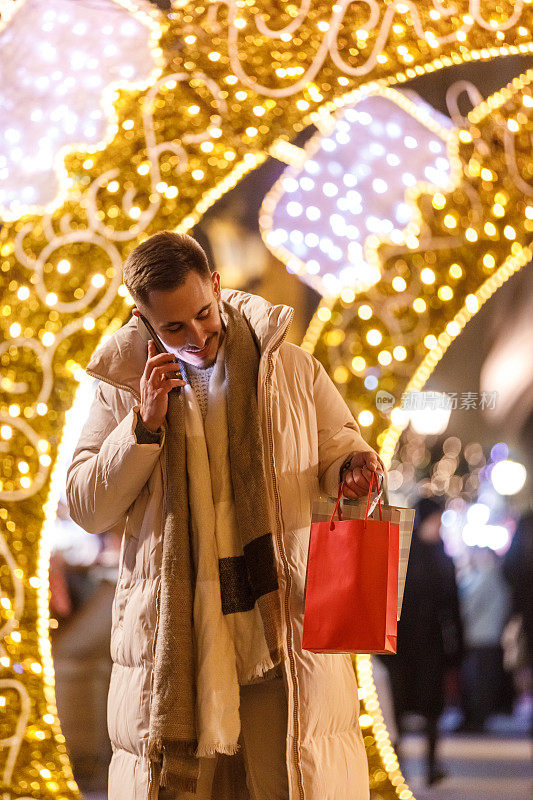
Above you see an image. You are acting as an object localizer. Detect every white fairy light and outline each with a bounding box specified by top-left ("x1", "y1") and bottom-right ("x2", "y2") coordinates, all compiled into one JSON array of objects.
[
  {"x1": 372, "y1": 178, "x2": 388, "y2": 193},
  {"x1": 287, "y1": 201, "x2": 303, "y2": 217},
  {"x1": 306, "y1": 206, "x2": 321, "y2": 221}
]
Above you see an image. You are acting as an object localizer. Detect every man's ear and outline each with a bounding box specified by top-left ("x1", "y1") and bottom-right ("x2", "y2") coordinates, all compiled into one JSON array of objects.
[{"x1": 211, "y1": 271, "x2": 221, "y2": 300}]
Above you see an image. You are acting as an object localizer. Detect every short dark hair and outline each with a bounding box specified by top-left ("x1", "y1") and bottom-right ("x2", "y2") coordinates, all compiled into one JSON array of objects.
[{"x1": 122, "y1": 231, "x2": 211, "y2": 306}]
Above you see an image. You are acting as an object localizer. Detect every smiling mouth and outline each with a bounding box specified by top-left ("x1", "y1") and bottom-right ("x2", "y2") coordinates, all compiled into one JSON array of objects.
[{"x1": 186, "y1": 337, "x2": 212, "y2": 355}]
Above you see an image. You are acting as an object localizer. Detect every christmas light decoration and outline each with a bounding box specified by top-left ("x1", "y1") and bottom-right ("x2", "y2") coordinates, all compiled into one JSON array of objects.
[
  {"x1": 3, "y1": 2, "x2": 533, "y2": 797},
  {"x1": 0, "y1": 0, "x2": 161, "y2": 220},
  {"x1": 306, "y1": 69, "x2": 533, "y2": 480},
  {"x1": 260, "y1": 87, "x2": 452, "y2": 297}
]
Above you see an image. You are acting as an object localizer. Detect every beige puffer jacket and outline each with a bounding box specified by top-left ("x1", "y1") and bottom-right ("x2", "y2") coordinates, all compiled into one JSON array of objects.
[{"x1": 66, "y1": 288, "x2": 376, "y2": 800}]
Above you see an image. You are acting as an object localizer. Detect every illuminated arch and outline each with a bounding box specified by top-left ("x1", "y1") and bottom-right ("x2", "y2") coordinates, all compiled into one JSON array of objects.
[{"x1": 2, "y1": 2, "x2": 533, "y2": 796}]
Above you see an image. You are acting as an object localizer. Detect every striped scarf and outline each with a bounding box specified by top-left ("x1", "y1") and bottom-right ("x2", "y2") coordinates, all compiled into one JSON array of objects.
[{"x1": 147, "y1": 301, "x2": 284, "y2": 793}]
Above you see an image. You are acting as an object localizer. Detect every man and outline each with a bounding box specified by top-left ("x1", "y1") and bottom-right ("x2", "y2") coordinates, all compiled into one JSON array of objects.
[{"x1": 66, "y1": 230, "x2": 385, "y2": 800}]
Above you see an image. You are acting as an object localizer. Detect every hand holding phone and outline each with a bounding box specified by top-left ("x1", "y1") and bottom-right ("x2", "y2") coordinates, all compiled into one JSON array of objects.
[
  {"x1": 133, "y1": 310, "x2": 186, "y2": 431},
  {"x1": 139, "y1": 340, "x2": 186, "y2": 431}
]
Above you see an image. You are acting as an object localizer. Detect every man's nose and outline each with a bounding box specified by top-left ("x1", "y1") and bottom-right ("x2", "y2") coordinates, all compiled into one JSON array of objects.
[{"x1": 187, "y1": 323, "x2": 206, "y2": 348}]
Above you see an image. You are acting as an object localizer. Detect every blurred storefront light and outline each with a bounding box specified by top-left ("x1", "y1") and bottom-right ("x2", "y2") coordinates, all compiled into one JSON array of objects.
[
  {"x1": 408, "y1": 395, "x2": 452, "y2": 435},
  {"x1": 490, "y1": 459, "x2": 527, "y2": 495},
  {"x1": 461, "y1": 523, "x2": 510, "y2": 550}
]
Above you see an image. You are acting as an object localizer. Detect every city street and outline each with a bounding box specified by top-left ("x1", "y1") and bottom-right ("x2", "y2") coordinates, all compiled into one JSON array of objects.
[
  {"x1": 83, "y1": 731, "x2": 532, "y2": 800},
  {"x1": 400, "y1": 733, "x2": 532, "y2": 800}
]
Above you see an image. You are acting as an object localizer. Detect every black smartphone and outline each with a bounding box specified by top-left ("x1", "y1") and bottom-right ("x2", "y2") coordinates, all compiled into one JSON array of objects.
[{"x1": 135, "y1": 310, "x2": 185, "y2": 390}]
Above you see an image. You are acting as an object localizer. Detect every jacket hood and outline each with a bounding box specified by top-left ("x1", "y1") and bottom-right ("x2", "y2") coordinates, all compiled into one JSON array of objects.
[{"x1": 84, "y1": 287, "x2": 294, "y2": 399}]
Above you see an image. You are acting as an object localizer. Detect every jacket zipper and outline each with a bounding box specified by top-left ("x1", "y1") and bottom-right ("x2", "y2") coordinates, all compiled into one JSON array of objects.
[
  {"x1": 148, "y1": 440, "x2": 167, "y2": 800},
  {"x1": 87, "y1": 317, "x2": 305, "y2": 800},
  {"x1": 263, "y1": 318, "x2": 305, "y2": 800},
  {"x1": 148, "y1": 578, "x2": 163, "y2": 799},
  {"x1": 85, "y1": 368, "x2": 142, "y2": 403}
]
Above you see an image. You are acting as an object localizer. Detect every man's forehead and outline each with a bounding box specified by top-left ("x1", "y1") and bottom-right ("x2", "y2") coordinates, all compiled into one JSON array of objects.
[{"x1": 146, "y1": 279, "x2": 213, "y2": 324}]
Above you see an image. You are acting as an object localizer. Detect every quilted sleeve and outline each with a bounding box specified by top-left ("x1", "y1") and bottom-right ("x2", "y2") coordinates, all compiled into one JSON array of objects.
[{"x1": 65, "y1": 381, "x2": 165, "y2": 535}]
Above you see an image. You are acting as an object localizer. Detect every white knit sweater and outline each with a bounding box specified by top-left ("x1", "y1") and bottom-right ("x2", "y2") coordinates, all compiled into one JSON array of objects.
[{"x1": 184, "y1": 362, "x2": 215, "y2": 421}]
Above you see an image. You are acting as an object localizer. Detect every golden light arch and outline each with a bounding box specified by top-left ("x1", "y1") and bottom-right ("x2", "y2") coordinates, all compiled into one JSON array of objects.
[{"x1": 2, "y1": 1, "x2": 533, "y2": 797}]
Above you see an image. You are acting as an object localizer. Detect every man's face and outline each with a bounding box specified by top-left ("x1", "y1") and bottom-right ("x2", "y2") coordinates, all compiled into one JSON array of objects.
[{"x1": 134, "y1": 270, "x2": 223, "y2": 368}]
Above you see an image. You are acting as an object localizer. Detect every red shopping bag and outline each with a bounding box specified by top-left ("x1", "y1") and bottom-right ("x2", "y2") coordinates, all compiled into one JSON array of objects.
[{"x1": 302, "y1": 471, "x2": 399, "y2": 654}]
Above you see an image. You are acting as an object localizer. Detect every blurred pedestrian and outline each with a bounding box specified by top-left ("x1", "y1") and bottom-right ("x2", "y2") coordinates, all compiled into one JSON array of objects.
[
  {"x1": 502, "y1": 511, "x2": 533, "y2": 734},
  {"x1": 458, "y1": 547, "x2": 512, "y2": 731},
  {"x1": 380, "y1": 496, "x2": 463, "y2": 785}
]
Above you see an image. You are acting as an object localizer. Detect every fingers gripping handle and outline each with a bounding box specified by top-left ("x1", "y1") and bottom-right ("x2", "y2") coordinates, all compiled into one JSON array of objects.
[{"x1": 329, "y1": 470, "x2": 383, "y2": 531}]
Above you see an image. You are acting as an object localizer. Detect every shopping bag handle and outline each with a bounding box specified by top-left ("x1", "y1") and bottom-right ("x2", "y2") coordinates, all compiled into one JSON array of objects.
[
  {"x1": 363, "y1": 470, "x2": 383, "y2": 529},
  {"x1": 329, "y1": 469, "x2": 383, "y2": 531}
]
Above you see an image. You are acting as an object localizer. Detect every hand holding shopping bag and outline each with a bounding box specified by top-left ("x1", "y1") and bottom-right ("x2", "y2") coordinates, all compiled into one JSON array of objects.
[{"x1": 302, "y1": 470, "x2": 400, "y2": 654}]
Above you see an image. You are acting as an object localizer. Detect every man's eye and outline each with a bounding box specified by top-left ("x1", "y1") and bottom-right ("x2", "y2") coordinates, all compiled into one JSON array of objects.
[{"x1": 167, "y1": 308, "x2": 209, "y2": 330}]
